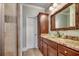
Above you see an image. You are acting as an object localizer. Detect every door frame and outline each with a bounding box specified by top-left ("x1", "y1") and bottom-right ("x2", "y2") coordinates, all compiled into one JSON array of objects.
[
  {"x1": 0, "y1": 3, "x2": 5, "y2": 56},
  {"x1": 16, "y1": 3, "x2": 19, "y2": 56},
  {"x1": 25, "y1": 16, "x2": 37, "y2": 51},
  {"x1": 16, "y1": 4, "x2": 23, "y2": 56}
]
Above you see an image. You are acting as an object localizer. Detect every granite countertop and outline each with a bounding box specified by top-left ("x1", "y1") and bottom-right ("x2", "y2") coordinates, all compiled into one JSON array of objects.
[{"x1": 41, "y1": 34, "x2": 79, "y2": 52}]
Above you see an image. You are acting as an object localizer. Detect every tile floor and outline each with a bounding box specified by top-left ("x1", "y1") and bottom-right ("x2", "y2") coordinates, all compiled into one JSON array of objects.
[{"x1": 22, "y1": 48, "x2": 43, "y2": 56}]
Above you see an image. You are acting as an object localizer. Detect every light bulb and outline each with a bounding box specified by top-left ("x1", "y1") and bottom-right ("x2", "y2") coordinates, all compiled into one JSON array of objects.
[
  {"x1": 53, "y1": 3, "x2": 58, "y2": 7},
  {"x1": 49, "y1": 6, "x2": 54, "y2": 11}
]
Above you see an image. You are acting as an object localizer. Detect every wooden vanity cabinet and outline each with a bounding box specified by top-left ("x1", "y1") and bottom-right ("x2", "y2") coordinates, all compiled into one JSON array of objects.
[
  {"x1": 48, "y1": 46, "x2": 57, "y2": 56},
  {"x1": 40, "y1": 37, "x2": 57, "y2": 56},
  {"x1": 43, "y1": 39, "x2": 57, "y2": 56},
  {"x1": 46, "y1": 39, "x2": 57, "y2": 56},
  {"x1": 41, "y1": 38, "x2": 48, "y2": 56},
  {"x1": 58, "y1": 44, "x2": 79, "y2": 56},
  {"x1": 37, "y1": 12, "x2": 49, "y2": 54},
  {"x1": 38, "y1": 37, "x2": 43, "y2": 54},
  {"x1": 50, "y1": 15, "x2": 55, "y2": 30},
  {"x1": 75, "y1": 4, "x2": 79, "y2": 29},
  {"x1": 42, "y1": 41, "x2": 47, "y2": 56},
  {"x1": 37, "y1": 12, "x2": 49, "y2": 34},
  {"x1": 46, "y1": 39, "x2": 57, "y2": 50},
  {"x1": 39, "y1": 37, "x2": 79, "y2": 56},
  {"x1": 58, "y1": 53, "x2": 64, "y2": 56}
]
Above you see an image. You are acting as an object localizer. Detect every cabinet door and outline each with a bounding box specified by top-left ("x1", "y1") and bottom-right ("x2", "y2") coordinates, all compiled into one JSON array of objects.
[
  {"x1": 48, "y1": 46, "x2": 57, "y2": 56},
  {"x1": 42, "y1": 42, "x2": 47, "y2": 56},
  {"x1": 38, "y1": 39, "x2": 41, "y2": 50},
  {"x1": 38, "y1": 39, "x2": 40, "y2": 49},
  {"x1": 38, "y1": 39, "x2": 42, "y2": 53},
  {"x1": 76, "y1": 4, "x2": 79, "y2": 28},
  {"x1": 58, "y1": 44, "x2": 79, "y2": 56},
  {"x1": 50, "y1": 15, "x2": 55, "y2": 30},
  {"x1": 38, "y1": 13, "x2": 48, "y2": 34},
  {"x1": 40, "y1": 40, "x2": 43, "y2": 53},
  {"x1": 58, "y1": 53, "x2": 64, "y2": 56},
  {"x1": 40, "y1": 14, "x2": 48, "y2": 33}
]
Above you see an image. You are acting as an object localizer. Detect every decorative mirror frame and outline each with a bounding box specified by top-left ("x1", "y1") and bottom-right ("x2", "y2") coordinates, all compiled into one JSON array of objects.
[{"x1": 50, "y1": 3, "x2": 78, "y2": 31}]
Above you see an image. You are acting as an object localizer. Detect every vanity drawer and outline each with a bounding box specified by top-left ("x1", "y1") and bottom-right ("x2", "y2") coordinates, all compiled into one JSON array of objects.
[
  {"x1": 47, "y1": 40, "x2": 57, "y2": 50},
  {"x1": 43, "y1": 38, "x2": 57, "y2": 50},
  {"x1": 58, "y1": 44, "x2": 79, "y2": 56}
]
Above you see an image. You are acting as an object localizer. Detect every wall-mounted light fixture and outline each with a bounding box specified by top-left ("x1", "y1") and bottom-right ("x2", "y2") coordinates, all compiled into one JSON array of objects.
[{"x1": 49, "y1": 3, "x2": 60, "y2": 11}]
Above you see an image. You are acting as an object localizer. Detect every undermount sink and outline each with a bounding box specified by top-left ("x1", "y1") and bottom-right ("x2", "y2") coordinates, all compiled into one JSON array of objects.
[
  {"x1": 48, "y1": 34, "x2": 66, "y2": 39},
  {"x1": 47, "y1": 36, "x2": 79, "y2": 46}
]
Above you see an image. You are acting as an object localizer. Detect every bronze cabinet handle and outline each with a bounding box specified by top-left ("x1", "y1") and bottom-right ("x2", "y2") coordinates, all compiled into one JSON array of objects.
[{"x1": 64, "y1": 50, "x2": 68, "y2": 54}]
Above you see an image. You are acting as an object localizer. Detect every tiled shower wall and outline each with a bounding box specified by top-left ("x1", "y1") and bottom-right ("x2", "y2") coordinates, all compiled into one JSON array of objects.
[
  {"x1": 4, "y1": 3, "x2": 17, "y2": 56},
  {"x1": 50, "y1": 30, "x2": 79, "y2": 37}
]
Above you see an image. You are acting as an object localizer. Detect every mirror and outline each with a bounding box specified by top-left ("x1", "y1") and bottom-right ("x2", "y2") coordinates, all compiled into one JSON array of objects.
[{"x1": 55, "y1": 4, "x2": 75, "y2": 28}]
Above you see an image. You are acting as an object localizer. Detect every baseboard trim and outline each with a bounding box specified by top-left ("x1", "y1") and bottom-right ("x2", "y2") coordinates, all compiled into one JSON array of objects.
[
  {"x1": 22, "y1": 48, "x2": 28, "y2": 51},
  {"x1": 22, "y1": 47, "x2": 38, "y2": 52}
]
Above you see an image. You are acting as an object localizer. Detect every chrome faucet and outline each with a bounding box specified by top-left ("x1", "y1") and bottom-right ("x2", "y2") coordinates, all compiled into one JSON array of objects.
[
  {"x1": 56, "y1": 31, "x2": 61, "y2": 37},
  {"x1": 53, "y1": 31, "x2": 64, "y2": 38},
  {"x1": 49, "y1": 31, "x2": 65, "y2": 38}
]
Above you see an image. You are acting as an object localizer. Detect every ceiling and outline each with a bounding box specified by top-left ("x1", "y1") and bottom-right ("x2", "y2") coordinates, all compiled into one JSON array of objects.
[{"x1": 26, "y1": 3, "x2": 52, "y2": 9}]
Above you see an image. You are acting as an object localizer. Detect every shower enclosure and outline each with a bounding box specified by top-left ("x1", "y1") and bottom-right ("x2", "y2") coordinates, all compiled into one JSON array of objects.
[{"x1": 0, "y1": 3, "x2": 20, "y2": 56}]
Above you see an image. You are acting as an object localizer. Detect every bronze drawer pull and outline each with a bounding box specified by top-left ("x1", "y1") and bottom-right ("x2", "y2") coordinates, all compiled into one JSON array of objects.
[{"x1": 64, "y1": 50, "x2": 68, "y2": 54}]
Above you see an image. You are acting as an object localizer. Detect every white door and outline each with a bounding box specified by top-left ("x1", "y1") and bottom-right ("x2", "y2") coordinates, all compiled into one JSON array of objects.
[{"x1": 26, "y1": 17, "x2": 37, "y2": 50}]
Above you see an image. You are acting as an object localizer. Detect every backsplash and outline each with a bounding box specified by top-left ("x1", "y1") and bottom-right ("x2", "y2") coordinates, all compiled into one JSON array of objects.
[
  {"x1": 50, "y1": 30, "x2": 79, "y2": 41},
  {"x1": 65, "y1": 35, "x2": 79, "y2": 41}
]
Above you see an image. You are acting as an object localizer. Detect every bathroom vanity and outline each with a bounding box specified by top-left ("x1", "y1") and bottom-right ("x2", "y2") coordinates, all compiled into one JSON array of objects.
[
  {"x1": 39, "y1": 34, "x2": 79, "y2": 56},
  {"x1": 37, "y1": 3, "x2": 79, "y2": 56}
]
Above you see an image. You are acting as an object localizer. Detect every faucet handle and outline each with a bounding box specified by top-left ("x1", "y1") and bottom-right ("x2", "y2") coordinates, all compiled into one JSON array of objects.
[{"x1": 61, "y1": 33, "x2": 66, "y2": 38}]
